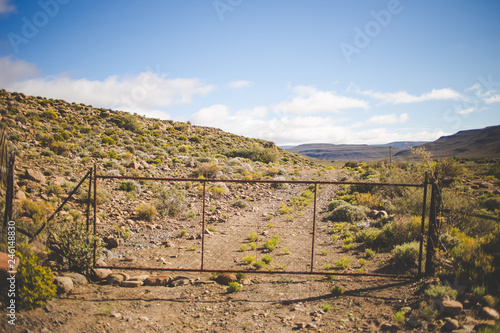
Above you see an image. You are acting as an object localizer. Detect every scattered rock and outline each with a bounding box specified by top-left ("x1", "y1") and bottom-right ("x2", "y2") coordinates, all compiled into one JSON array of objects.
[
  {"x1": 482, "y1": 307, "x2": 500, "y2": 320},
  {"x1": 216, "y1": 273, "x2": 237, "y2": 285},
  {"x1": 25, "y1": 168, "x2": 46, "y2": 184},
  {"x1": 144, "y1": 276, "x2": 172, "y2": 286},
  {"x1": 128, "y1": 275, "x2": 150, "y2": 282},
  {"x1": 60, "y1": 272, "x2": 88, "y2": 286},
  {"x1": 105, "y1": 236, "x2": 119, "y2": 249},
  {"x1": 121, "y1": 280, "x2": 143, "y2": 288},
  {"x1": 110, "y1": 312, "x2": 122, "y2": 319},
  {"x1": 380, "y1": 322, "x2": 396, "y2": 331},
  {"x1": 442, "y1": 317, "x2": 460, "y2": 332},
  {"x1": 54, "y1": 276, "x2": 73, "y2": 294},
  {"x1": 239, "y1": 276, "x2": 252, "y2": 285},
  {"x1": 295, "y1": 322, "x2": 306, "y2": 329}
]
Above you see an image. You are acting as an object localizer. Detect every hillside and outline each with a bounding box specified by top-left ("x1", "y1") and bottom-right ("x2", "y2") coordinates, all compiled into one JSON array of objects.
[{"x1": 394, "y1": 125, "x2": 500, "y2": 160}]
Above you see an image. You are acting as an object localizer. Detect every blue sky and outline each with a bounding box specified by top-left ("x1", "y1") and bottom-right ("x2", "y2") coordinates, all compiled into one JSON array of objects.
[{"x1": 1, "y1": 0, "x2": 499, "y2": 146}]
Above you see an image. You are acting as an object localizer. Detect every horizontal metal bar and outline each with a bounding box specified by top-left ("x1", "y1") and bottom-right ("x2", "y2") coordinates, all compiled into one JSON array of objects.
[
  {"x1": 95, "y1": 174, "x2": 424, "y2": 188},
  {"x1": 94, "y1": 265, "x2": 415, "y2": 279}
]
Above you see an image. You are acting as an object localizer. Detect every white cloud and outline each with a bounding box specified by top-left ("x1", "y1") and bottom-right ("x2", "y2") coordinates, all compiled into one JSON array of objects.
[
  {"x1": 227, "y1": 80, "x2": 254, "y2": 89},
  {"x1": 366, "y1": 113, "x2": 409, "y2": 125},
  {"x1": 0, "y1": 57, "x2": 39, "y2": 87},
  {"x1": 274, "y1": 85, "x2": 369, "y2": 114},
  {"x1": 359, "y1": 88, "x2": 463, "y2": 104},
  {"x1": 485, "y1": 94, "x2": 500, "y2": 104},
  {"x1": 189, "y1": 104, "x2": 443, "y2": 146},
  {"x1": 0, "y1": 0, "x2": 15, "y2": 14},
  {"x1": 1, "y1": 57, "x2": 215, "y2": 112}
]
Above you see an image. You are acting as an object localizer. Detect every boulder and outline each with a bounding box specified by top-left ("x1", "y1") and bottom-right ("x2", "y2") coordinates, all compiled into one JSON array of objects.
[
  {"x1": 441, "y1": 299, "x2": 463, "y2": 317},
  {"x1": 144, "y1": 275, "x2": 172, "y2": 286},
  {"x1": 25, "y1": 169, "x2": 46, "y2": 184},
  {"x1": 105, "y1": 236, "x2": 119, "y2": 249},
  {"x1": 54, "y1": 276, "x2": 73, "y2": 294},
  {"x1": 128, "y1": 275, "x2": 150, "y2": 282}
]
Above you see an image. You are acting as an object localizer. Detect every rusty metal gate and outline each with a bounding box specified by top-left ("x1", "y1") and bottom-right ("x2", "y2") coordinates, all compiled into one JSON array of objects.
[{"x1": 89, "y1": 165, "x2": 430, "y2": 279}]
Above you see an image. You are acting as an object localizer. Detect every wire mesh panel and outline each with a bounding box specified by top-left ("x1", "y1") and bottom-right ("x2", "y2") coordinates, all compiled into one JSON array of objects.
[{"x1": 93, "y1": 172, "x2": 426, "y2": 278}]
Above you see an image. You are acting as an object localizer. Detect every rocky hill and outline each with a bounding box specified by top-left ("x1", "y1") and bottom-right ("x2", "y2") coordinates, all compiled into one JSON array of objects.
[{"x1": 0, "y1": 89, "x2": 317, "y2": 202}]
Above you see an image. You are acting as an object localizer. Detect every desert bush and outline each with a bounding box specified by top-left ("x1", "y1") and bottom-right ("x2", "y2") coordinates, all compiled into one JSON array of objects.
[
  {"x1": 227, "y1": 145, "x2": 277, "y2": 164},
  {"x1": 101, "y1": 135, "x2": 116, "y2": 145},
  {"x1": 330, "y1": 285, "x2": 344, "y2": 296},
  {"x1": 392, "y1": 241, "x2": 421, "y2": 269},
  {"x1": 110, "y1": 113, "x2": 143, "y2": 133},
  {"x1": 435, "y1": 159, "x2": 464, "y2": 187},
  {"x1": 17, "y1": 252, "x2": 57, "y2": 310},
  {"x1": 135, "y1": 203, "x2": 157, "y2": 221},
  {"x1": 195, "y1": 161, "x2": 222, "y2": 178},
  {"x1": 328, "y1": 204, "x2": 367, "y2": 223},
  {"x1": 154, "y1": 186, "x2": 186, "y2": 217},
  {"x1": 49, "y1": 219, "x2": 99, "y2": 273},
  {"x1": 335, "y1": 257, "x2": 352, "y2": 269},
  {"x1": 355, "y1": 192, "x2": 382, "y2": 209},
  {"x1": 119, "y1": 180, "x2": 141, "y2": 193}
]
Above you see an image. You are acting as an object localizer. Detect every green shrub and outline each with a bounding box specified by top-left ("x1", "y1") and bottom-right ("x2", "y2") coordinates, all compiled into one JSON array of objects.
[
  {"x1": 227, "y1": 281, "x2": 242, "y2": 293},
  {"x1": 119, "y1": 180, "x2": 141, "y2": 193},
  {"x1": 425, "y1": 284, "x2": 458, "y2": 300},
  {"x1": 393, "y1": 308, "x2": 409, "y2": 324},
  {"x1": 252, "y1": 261, "x2": 268, "y2": 270},
  {"x1": 262, "y1": 254, "x2": 273, "y2": 264},
  {"x1": 135, "y1": 203, "x2": 157, "y2": 221},
  {"x1": 101, "y1": 135, "x2": 116, "y2": 145},
  {"x1": 335, "y1": 257, "x2": 352, "y2": 269},
  {"x1": 328, "y1": 204, "x2": 367, "y2": 222},
  {"x1": 242, "y1": 255, "x2": 256, "y2": 265},
  {"x1": 330, "y1": 285, "x2": 344, "y2": 296},
  {"x1": 195, "y1": 161, "x2": 222, "y2": 178},
  {"x1": 247, "y1": 233, "x2": 258, "y2": 242},
  {"x1": 392, "y1": 241, "x2": 421, "y2": 269},
  {"x1": 17, "y1": 252, "x2": 57, "y2": 310},
  {"x1": 154, "y1": 186, "x2": 186, "y2": 217},
  {"x1": 328, "y1": 199, "x2": 348, "y2": 211}
]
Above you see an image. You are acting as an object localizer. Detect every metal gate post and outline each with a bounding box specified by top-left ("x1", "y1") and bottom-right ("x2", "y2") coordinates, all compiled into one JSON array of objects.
[
  {"x1": 201, "y1": 181, "x2": 207, "y2": 271},
  {"x1": 418, "y1": 172, "x2": 428, "y2": 277},
  {"x1": 310, "y1": 183, "x2": 318, "y2": 273},
  {"x1": 425, "y1": 182, "x2": 438, "y2": 276}
]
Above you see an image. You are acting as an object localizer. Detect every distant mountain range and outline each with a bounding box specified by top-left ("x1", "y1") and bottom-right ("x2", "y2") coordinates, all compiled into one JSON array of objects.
[
  {"x1": 394, "y1": 125, "x2": 500, "y2": 160},
  {"x1": 286, "y1": 125, "x2": 500, "y2": 161}
]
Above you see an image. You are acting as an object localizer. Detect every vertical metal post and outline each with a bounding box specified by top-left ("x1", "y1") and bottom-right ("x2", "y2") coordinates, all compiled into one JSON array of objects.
[
  {"x1": 425, "y1": 182, "x2": 437, "y2": 276},
  {"x1": 86, "y1": 168, "x2": 92, "y2": 232},
  {"x1": 200, "y1": 181, "x2": 207, "y2": 271},
  {"x1": 3, "y1": 152, "x2": 14, "y2": 228},
  {"x1": 389, "y1": 146, "x2": 392, "y2": 169},
  {"x1": 93, "y1": 164, "x2": 98, "y2": 266},
  {"x1": 310, "y1": 183, "x2": 318, "y2": 273},
  {"x1": 418, "y1": 172, "x2": 428, "y2": 277}
]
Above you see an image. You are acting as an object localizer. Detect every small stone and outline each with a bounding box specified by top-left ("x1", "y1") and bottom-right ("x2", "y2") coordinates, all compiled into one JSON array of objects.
[
  {"x1": 54, "y1": 276, "x2": 73, "y2": 294},
  {"x1": 442, "y1": 318, "x2": 460, "y2": 332},
  {"x1": 92, "y1": 268, "x2": 112, "y2": 281},
  {"x1": 482, "y1": 307, "x2": 500, "y2": 320},
  {"x1": 121, "y1": 280, "x2": 143, "y2": 288},
  {"x1": 139, "y1": 316, "x2": 149, "y2": 321},
  {"x1": 170, "y1": 277, "x2": 190, "y2": 287},
  {"x1": 295, "y1": 322, "x2": 306, "y2": 329},
  {"x1": 110, "y1": 312, "x2": 122, "y2": 319},
  {"x1": 239, "y1": 276, "x2": 252, "y2": 285},
  {"x1": 105, "y1": 236, "x2": 119, "y2": 249}
]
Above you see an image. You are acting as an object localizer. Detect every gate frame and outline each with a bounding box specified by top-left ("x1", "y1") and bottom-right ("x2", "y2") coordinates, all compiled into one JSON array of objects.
[{"x1": 90, "y1": 164, "x2": 431, "y2": 279}]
